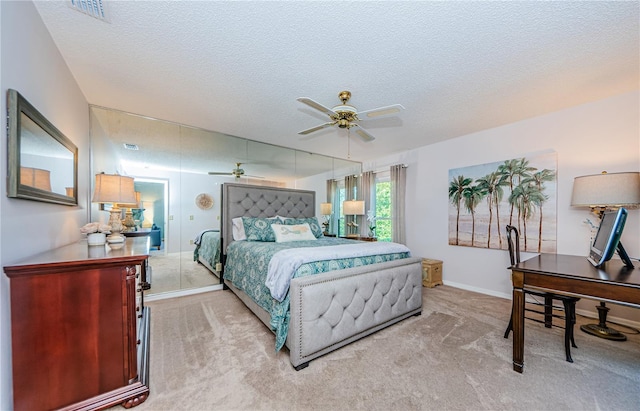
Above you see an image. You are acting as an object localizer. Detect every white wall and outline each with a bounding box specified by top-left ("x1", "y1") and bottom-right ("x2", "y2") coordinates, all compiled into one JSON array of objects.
[
  {"x1": 366, "y1": 90, "x2": 640, "y2": 323},
  {"x1": 0, "y1": 1, "x2": 90, "y2": 408}
]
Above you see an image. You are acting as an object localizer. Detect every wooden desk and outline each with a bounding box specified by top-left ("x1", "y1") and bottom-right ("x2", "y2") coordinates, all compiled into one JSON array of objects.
[{"x1": 510, "y1": 253, "x2": 640, "y2": 373}]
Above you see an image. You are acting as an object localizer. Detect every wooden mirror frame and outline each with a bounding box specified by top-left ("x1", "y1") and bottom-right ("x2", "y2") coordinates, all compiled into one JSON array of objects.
[{"x1": 7, "y1": 89, "x2": 78, "y2": 206}]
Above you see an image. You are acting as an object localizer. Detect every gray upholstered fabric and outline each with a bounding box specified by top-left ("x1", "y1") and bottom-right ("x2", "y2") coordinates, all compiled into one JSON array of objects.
[
  {"x1": 221, "y1": 183, "x2": 315, "y2": 253},
  {"x1": 221, "y1": 183, "x2": 423, "y2": 369},
  {"x1": 288, "y1": 257, "x2": 422, "y2": 368}
]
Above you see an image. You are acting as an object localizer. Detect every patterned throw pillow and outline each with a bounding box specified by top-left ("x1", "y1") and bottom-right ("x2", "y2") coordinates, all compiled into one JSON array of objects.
[
  {"x1": 272, "y1": 223, "x2": 317, "y2": 243},
  {"x1": 232, "y1": 217, "x2": 247, "y2": 241},
  {"x1": 284, "y1": 217, "x2": 323, "y2": 238},
  {"x1": 242, "y1": 217, "x2": 282, "y2": 242}
]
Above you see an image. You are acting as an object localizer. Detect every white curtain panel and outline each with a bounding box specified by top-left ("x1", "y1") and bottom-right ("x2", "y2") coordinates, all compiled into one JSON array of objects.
[
  {"x1": 391, "y1": 164, "x2": 407, "y2": 244},
  {"x1": 360, "y1": 171, "x2": 375, "y2": 236}
]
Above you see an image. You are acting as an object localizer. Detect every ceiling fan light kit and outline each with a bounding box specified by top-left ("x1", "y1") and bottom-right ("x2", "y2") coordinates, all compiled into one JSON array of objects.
[{"x1": 297, "y1": 90, "x2": 404, "y2": 142}]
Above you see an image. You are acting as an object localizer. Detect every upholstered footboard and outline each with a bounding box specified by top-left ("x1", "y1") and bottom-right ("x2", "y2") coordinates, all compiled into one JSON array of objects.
[{"x1": 287, "y1": 257, "x2": 423, "y2": 370}]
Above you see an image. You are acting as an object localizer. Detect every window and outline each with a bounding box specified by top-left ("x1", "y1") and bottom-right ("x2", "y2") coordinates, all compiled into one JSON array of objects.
[
  {"x1": 337, "y1": 185, "x2": 346, "y2": 236},
  {"x1": 329, "y1": 172, "x2": 394, "y2": 240},
  {"x1": 374, "y1": 178, "x2": 392, "y2": 242}
]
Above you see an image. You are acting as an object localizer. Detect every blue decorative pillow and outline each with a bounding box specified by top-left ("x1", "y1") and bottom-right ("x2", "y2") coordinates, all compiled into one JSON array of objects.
[
  {"x1": 242, "y1": 217, "x2": 282, "y2": 242},
  {"x1": 284, "y1": 217, "x2": 323, "y2": 238}
]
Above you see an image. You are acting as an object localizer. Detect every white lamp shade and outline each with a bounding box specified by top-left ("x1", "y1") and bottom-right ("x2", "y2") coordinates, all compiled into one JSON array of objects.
[
  {"x1": 92, "y1": 173, "x2": 137, "y2": 205},
  {"x1": 20, "y1": 167, "x2": 51, "y2": 191},
  {"x1": 118, "y1": 191, "x2": 141, "y2": 209},
  {"x1": 320, "y1": 202, "x2": 333, "y2": 215},
  {"x1": 571, "y1": 171, "x2": 640, "y2": 208},
  {"x1": 343, "y1": 200, "x2": 365, "y2": 215}
]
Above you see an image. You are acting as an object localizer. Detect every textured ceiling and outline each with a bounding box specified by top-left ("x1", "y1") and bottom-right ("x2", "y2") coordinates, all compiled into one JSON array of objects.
[{"x1": 34, "y1": 1, "x2": 639, "y2": 163}]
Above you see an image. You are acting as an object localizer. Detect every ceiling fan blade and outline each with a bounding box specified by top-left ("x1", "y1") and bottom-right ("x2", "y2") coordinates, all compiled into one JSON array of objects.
[
  {"x1": 297, "y1": 97, "x2": 337, "y2": 117},
  {"x1": 208, "y1": 171, "x2": 233, "y2": 175},
  {"x1": 298, "y1": 122, "x2": 335, "y2": 135},
  {"x1": 357, "y1": 104, "x2": 405, "y2": 119},
  {"x1": 351, "y1": 124, "x2": 376, "y2": 142},
  {"x1": 244, "y1": 174, "x2": 265, "y2": 179}
]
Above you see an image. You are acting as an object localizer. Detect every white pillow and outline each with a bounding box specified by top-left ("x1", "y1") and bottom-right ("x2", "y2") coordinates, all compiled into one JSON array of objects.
[
  {"x1": 271, "y1": 223, "x2": 317, "y2": 243},
  {"x1": 233, "y1": 216, "x2": 281, "y2": 241},
  {"x1": 232, "y1": 217, "x2": 246, "y2": 241}
]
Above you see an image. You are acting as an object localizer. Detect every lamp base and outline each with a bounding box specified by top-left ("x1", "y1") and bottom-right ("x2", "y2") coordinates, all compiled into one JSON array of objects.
[
  {"x1": 580, "y1": 302, "x2": 627, "y2": 341},
  {"x1": 107, "y1": 233, "x2": 125, "y2": 243},
  {"x1": 580, "y1": 324, "x2": 627, "y2": 341}
]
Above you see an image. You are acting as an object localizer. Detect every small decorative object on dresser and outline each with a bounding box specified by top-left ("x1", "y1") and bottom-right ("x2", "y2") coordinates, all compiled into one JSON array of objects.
[
  {"x1": 422, "y1": 258, "x2": 443, "y2": 288},
  {"x1": 80, "y1": 222, "x2": 111, "y2": 246}
]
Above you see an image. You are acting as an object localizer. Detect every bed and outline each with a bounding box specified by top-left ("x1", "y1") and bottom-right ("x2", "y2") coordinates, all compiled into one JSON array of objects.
[
  {"x1": 221, "y1": 183, "x2": 423, "y2": 370},
  {"x1": 194, "y1": 229, "x2": 222, "y2": 274}
]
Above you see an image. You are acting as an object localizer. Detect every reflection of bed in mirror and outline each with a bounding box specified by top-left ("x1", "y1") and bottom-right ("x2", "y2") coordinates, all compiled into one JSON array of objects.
[
  {"x1": 194, "y1": 229, "x2": 221, "y2": 275},
  {"x1": 221, "y1": 183, "x2": 423, "y2": 370}
]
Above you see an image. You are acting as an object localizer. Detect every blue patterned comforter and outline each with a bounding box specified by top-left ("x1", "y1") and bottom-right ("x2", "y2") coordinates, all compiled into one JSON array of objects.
[
  {"x1": 193, "y1": 230, "x2": 221, "y2": 269},
  {"x1": 223, "y1": 238, "x2": 411, "y2": 351}
]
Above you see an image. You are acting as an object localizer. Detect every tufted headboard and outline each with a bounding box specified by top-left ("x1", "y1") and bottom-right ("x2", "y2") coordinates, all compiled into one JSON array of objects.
[{"x1": 220, "y1": 183, "x2": 316, "y2": 254}]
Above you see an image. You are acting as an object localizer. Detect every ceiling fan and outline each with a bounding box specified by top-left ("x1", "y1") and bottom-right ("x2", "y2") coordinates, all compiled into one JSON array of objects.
[
  {"x1": 208, "y1": 163, "x2": 263, "y2": 179},
  {"x1": 297, "y1": 90, "x2": 404, "y2": 142}
]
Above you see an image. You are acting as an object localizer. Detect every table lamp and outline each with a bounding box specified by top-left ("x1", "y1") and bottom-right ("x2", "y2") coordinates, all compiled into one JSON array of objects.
[
  {"x1": 343, "y1": 199, "x2": 364, "y2": 238},
  {"x1": 320, "y1": 202, "x2": 332, "y2": 234},
  {"x1": 92, "y1": 173, "x2": 137, "y2": 244},
  {"x1": 20, "y1": 166, "x2": 52, "y2": 191},
  {"x1": 119, "y1": 191, "x2": 141, "y2": 232},
  {"x1": 571, "y1": 170, "x2": 640, "y2": 341}
]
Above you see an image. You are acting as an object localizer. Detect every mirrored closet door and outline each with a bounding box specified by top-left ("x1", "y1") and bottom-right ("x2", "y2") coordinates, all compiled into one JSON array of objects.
[{"x1": 89, "y1": 106, "x2": 360, "y2": 298}]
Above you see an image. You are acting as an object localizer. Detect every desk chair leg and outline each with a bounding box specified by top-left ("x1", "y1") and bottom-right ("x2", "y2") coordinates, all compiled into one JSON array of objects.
[
  {"x1": 544, "y1": 295, "x2": 553, "y2": 328},
  {"x1": 504, "y1": 306, "x2": 514, "y2": 339},
  {"x1": 562, "y1": 299, "x2": 578, "y2": 363}
]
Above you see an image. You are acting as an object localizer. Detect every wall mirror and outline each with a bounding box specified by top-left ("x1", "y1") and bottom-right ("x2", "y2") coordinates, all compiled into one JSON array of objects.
[
  {"x1": 89, "y1": 106, "x2": 360, "y2": 297},
  {"x1": 7, "y1": 89, "x2": 78, "y2": 205}
]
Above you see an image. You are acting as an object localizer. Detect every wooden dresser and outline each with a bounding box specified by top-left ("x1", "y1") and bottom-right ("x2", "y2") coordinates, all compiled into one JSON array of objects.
[{"x1": 3, "y1": 238, "x2": 151, "y2": 411}]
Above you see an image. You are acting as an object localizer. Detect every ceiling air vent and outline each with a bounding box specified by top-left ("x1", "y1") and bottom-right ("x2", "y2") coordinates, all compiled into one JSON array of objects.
[
  {"x1": 123, "y1": 143, "x2": 139, "y2": 151},
  {"x1": 68, "y1": 0, "x2": 109, "y2": 22}
]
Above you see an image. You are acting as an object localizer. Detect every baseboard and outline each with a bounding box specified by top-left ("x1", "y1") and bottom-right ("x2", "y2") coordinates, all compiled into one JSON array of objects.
[
  {"x1": 145, "y1": 284, "x2": 223, "y2": 302},
  {"x1": 444, "y1": 280, "x2": 511, "y2": 300},
  {"x1": 444, "y1": 281, "x2": 640, "y2": 331}
]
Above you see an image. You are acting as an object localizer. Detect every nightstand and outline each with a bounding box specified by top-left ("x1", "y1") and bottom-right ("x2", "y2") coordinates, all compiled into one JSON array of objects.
[
  {"x1": 340, "y1": 236, "x2": 377, "y2": 242},
  {"x1": 422, "y1": 258, "x2": 443, "y2": 288}
]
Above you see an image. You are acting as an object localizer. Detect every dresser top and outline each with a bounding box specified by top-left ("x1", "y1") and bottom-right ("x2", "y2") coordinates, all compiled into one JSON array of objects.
[{"x1": 4, "y1": 238, "x2": 150, "y2": 276}]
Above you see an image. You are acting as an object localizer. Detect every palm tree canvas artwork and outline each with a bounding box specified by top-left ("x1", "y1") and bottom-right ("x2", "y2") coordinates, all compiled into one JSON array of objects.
[{"x1": 448, "y1": 153, "x2": 557, "y2": 253}]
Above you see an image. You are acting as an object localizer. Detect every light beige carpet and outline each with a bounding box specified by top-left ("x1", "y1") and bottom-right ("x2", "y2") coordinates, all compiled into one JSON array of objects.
[
  {"x1": 131, "y1": 286, "x2": 639, "y2": 410},
  {"x1": 145, "y1": 251, "x2": 219, "y2": 295}
]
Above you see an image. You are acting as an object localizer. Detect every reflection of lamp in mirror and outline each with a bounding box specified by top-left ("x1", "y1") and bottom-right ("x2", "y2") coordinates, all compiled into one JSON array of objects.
[
  {"x1": 119, "y1": 191, "x2": 141, "y2": 232},
  {"x1": 92, "y1": 173, "x2": 137, "y2": 244},
  {"x1": 20, "y1": 167, "x2": 51, "y2": 191},
  {"x1": 320, "y1": 202, "x2": 332, "y2": 234},
  {"x1": 343, "y1": 199, "x2": 365, "y2": 238},
  {"x1": 571, "y1": 171, "x2": 640, "y2": 341}
]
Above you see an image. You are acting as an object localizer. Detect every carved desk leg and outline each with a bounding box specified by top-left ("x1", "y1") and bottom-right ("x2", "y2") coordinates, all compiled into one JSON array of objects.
[{"x1": 511, "y1": 270, "x2": 525, "y2": 373}]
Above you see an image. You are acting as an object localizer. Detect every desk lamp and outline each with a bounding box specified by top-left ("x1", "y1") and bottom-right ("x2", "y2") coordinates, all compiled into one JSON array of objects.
[
  {"x1": 571, "y1": 171, "x2": 640, "y2": 341},
  {"x1": 343, "y1": 199, "x2": 365, "y2": 238},
  {"x1": 92, "y1": 173, "x2": 137, "y2": 244}
]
